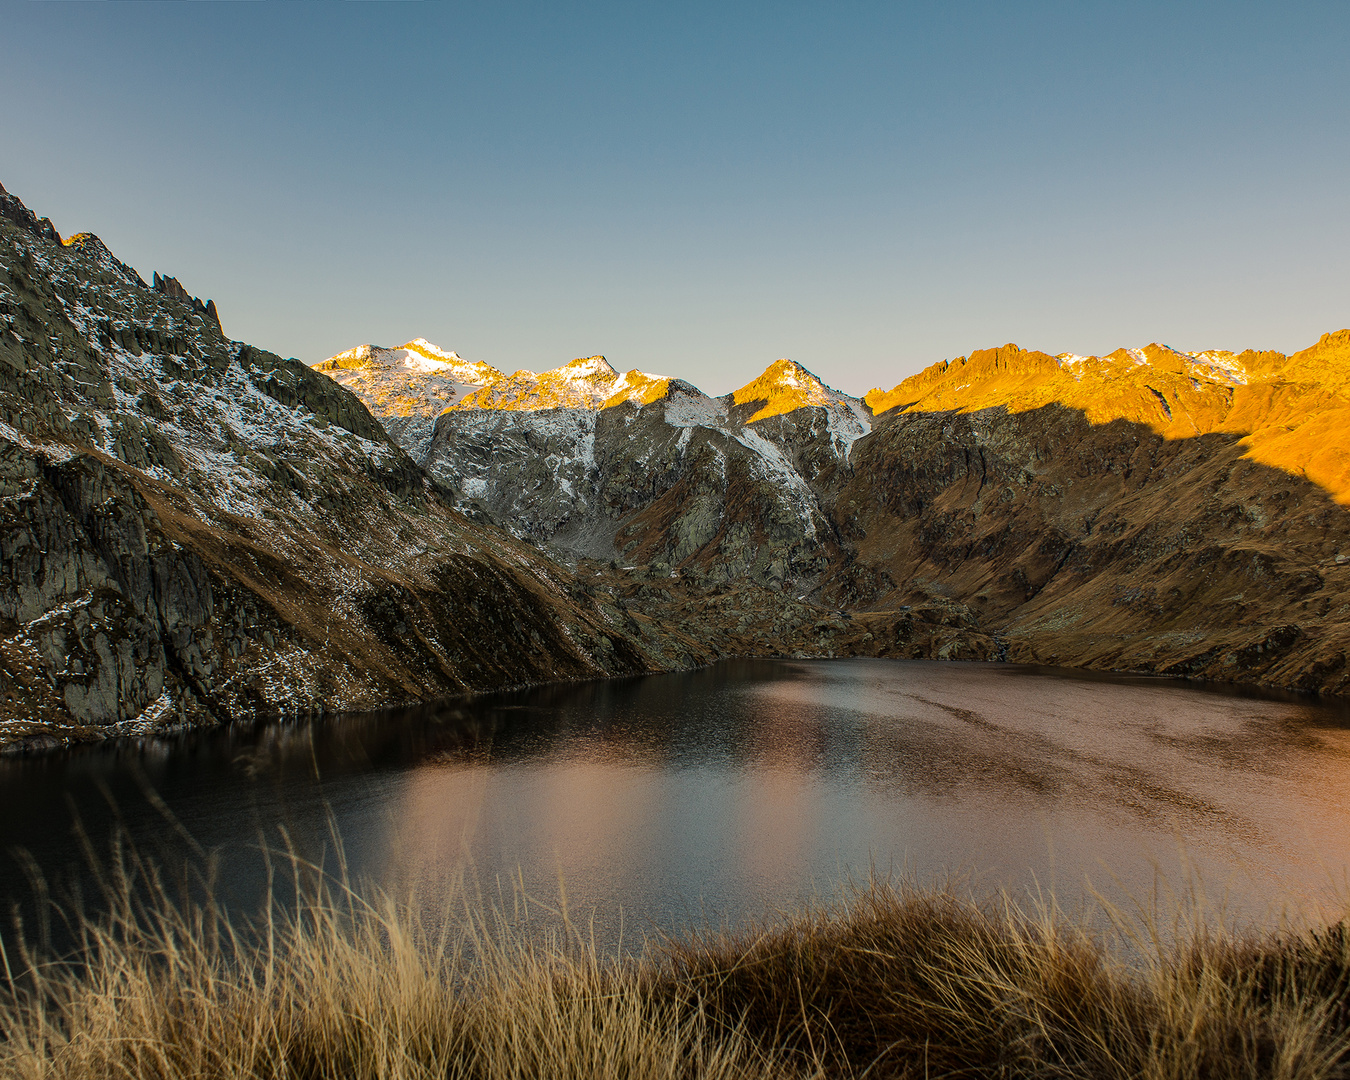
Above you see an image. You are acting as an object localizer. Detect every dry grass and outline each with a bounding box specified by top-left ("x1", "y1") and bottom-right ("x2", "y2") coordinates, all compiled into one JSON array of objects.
[{"x1": 0, "y1": 845, "x2": 1347, "y2": 1079}]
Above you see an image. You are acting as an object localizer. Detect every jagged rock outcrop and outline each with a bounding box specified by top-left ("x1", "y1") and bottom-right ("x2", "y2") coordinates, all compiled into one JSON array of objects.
[
  {"x1": 152, "y1": 271, "x2": 221, "y2": 331},
  {"x1": 0, "y1": 181, "x2": 60, "y2": 243}
]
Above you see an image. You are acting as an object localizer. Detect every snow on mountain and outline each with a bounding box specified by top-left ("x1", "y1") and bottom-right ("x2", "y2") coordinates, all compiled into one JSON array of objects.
[
  {"x1": 310, "y1": 334, "x2": 876, "y2": 579},
  {"x1": 1056, "y1": 344, "x2": 1250, "y2": 386},
  {"x1": 729, "y1": 358, "x2": 872, "y2": 457},
  {"x1": 412, "y1": 358, "x2": 871, "y2": 581},
  {"x1": 452, "y1": 354, "x2": 673, "y2": 411},
  {"x1": 0, "y1": 186, "x2": 659, "y2": 745},
  {"x1": 315, "y1": 339, "x2": 500, "y2": 403},
  {"x1": 311, "y1": 339, "x2": 504, "y2": 456}
]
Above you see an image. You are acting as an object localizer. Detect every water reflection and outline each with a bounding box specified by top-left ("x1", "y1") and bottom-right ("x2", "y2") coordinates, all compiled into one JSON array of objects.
[{"x1": 2, "y1": 659, "x2": 1349, "y2": 946}]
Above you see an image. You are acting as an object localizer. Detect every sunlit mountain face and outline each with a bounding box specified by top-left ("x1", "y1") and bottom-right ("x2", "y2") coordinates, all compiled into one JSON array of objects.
[{"x1": 865, "y1": 335, "x2": 1350, "y2": 506}]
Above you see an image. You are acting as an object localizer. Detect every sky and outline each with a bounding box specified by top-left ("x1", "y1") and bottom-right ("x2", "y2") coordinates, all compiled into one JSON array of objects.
[{"x1": 2, "y1": 1, "x2": 1348, "y2": 396}]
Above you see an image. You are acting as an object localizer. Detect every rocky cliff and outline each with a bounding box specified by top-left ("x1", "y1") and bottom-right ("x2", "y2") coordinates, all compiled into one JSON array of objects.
[{"x1": 0, "y1": 186, "x2": 684, "y2": 750}]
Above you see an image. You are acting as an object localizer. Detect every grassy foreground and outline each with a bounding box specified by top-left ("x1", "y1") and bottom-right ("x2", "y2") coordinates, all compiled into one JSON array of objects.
[{"x1": 0, "y1": 852, "x2": 1347, "y2": 1080}]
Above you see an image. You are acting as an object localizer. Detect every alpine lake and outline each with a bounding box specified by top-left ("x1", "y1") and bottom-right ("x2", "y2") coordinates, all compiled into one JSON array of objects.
[{"x1": 3, "y1": 658, "x2": 1350, "y2": 946}]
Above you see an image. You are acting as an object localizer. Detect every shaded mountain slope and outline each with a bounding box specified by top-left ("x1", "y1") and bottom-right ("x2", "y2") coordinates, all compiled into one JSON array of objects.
[
  {"x1": 0, "y1": 186, "x2": 671, "y2": 749},
  {"x1": 839, "y1": 345, "x2": 1350, "y2": 694}
]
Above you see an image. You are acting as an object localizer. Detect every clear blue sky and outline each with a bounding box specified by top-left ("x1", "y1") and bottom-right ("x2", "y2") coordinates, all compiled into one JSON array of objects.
[{"x1": 2, "y1": 2, "x2": 1347, "y2": 395}]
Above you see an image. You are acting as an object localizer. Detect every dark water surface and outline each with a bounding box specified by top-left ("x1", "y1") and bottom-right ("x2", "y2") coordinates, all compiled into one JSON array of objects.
[{"x1": 3, "y1": 659, "x2": 1350, "y2": 941}]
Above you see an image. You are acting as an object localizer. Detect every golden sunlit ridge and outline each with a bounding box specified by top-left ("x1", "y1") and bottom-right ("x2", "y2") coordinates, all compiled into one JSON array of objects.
[{"x1": 865, "y1": 330, "x2": 1350, "y2": 504}]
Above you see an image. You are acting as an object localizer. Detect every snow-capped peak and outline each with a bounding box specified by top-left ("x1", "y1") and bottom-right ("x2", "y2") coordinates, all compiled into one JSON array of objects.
[
  {"x1": 1050, "y1": 345, "x2": 1249, "y2": 387},
  {"x1": 558, "y1": 354, "x2": 619, "y2": 382},
  {"x1": 405, "y1": 338, "x2": 462, "y2": 362},
  {"x1": 731, "y1": 358, "x2": 855, "y2": 422}
]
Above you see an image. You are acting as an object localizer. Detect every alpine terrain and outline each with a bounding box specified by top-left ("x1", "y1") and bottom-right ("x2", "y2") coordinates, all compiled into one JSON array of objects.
[
  {"x1": 3, "y1": 173, "x2": 1349, "y2": 750},
  {"x1": 0, "y1": 183, "x2": 683, "y2": 750},
  {"x1": 321, "y1": 331, "x2": 1350, "y2": 699}
]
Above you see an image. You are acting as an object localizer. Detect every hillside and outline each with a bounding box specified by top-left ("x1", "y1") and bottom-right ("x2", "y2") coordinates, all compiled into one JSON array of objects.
[
  {"x1": 865, "y1": 338, "x2": 1350, "y2": 505},
  {"x1": 318, "y1": 329, "x2": 1350, "y2": 698},
  {"x1": 0, "y1": 184, "x2": 677, "y2": 749},
  {"x1": 835, "y1": 341, "x2": 1350, "y2": 692},
  {"x1": 1, "y1": 182, "x2": 989, "y2": 748}
]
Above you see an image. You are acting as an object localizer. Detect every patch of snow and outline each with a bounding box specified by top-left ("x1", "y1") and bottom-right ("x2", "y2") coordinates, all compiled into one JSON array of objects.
[
  {"x1": 24, "y1": 592, "x2": 94, "y2": 629},
  {"x1": 664, "y1": 388, "x2": 726, "y2": 429},
  {"x1": 0, "y1": 419, "x2": 78, "y2": 463},
  {"x1": 112, "y1": 689, "x2": 176, "y2": 735},
  {"x1": 733, "y1": 427, "x2": 820, "y2": 539},
  {"x1": 823, "y1": 398, "x2": 872, "y2": 460},
  {"x1": 1186, "y1": 351, "x2": 1248, "y2": 385}
]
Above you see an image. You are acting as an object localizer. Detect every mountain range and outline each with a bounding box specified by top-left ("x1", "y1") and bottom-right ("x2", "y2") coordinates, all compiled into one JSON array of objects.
[{"x1": 2, "y1": 178, "x2": 1348, "y2": 749}]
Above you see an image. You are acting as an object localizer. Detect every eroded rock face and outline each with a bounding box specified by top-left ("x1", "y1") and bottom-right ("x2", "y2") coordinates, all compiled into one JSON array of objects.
[
  {"x1": 0, "y1": 187, "x2": 663, "y2": 749},
  {"x1": 421, "y1": 369, "x2": 870, "y2": 589}
]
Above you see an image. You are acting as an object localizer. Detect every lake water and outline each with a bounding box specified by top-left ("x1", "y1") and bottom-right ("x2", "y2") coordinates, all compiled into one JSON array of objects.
[{"x1": 2, "y1": 658, "x2": 1349, "y2": 943}]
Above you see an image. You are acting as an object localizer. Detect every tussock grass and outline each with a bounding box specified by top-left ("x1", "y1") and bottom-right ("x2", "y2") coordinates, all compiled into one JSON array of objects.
[{"x1": 0, "y1": 846, "x2": 1346, "y2": 1079}]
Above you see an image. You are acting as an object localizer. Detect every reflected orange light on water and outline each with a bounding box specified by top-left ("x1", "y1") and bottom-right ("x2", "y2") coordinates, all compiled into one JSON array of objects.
[{"x1": 305, "y1": 660, "x2": 1350, "y2": 931}]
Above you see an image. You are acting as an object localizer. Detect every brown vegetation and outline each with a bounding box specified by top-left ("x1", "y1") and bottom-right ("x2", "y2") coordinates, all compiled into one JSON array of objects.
[{"x1": 1, "y1": 852, "x2": 1346, "y2": 1079}]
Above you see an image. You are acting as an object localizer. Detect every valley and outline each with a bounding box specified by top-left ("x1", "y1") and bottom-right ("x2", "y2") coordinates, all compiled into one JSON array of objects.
[{"x1": 3, "y1": 177, "x2": 1349, "y2": 749}]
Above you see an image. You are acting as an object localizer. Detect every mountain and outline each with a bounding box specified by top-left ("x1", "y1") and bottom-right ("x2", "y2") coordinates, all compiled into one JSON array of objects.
[
  {"x1": 319, "y1": 331, "x2": 1350, "y2": 698},
  {"x1": 315, "y1": 340, "x2": 871, "y2": 581},
  {"x1": 451, "y1": 354, "x2": 672, "y2": 411},
  {"x1": 0, "y1": 185, "x2": 693, "y2": 750},
  {"x1": 311, "y1": 339, "x2": 502, "y2": 456},
  {"x1": 5, "y1": 171, "x2": 1349, "y2": 751},
  {"x1": 863, "y1": 339, "x2": 1350, "y2": 505},
  {"x1": 833, "y1": 341, "x2": 1350, "y2": 692},
  {"x1": 0, "y1": 181, "x2": 989, "y2": 750}
]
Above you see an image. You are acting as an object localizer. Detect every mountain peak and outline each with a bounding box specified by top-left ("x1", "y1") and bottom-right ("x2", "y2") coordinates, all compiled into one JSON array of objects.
[
  {"x1": 559, "y1": 355, "x2": 619, "y2": 381},
  {"x1": 453, "y1": 355, "x2": 663, "y2": 412},
  {"x1": 61, "y1": 232, "x2": 146, "y2": 288},
  {"x1": 731, "y1": 358, "x2": 844, "y2": 422},
  {"x1": 310, "y1": 340, "x2": 501, "y2": 429},
  {"x1": 0, "y1": 181, "x2": 61, "y2": 243},
  {"x1": 402, "y1": 338, "x2": 464, "y2": 363}
]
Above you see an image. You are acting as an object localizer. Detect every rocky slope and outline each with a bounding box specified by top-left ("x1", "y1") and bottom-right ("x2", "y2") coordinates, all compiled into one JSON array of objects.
[
  {"x1": 0, "y1": 184, "x2": 688, "y2": 750},
  {"x1": 320, "y1": 331, "x2": 1350, "y2": 698},
  {"x1": 318, "y1": 342, "x2": 872, "y2": 586},
  {"x1": 837, "y1": 342, "x2": 1350, "y2": 694}
]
